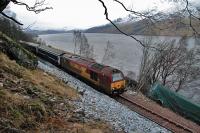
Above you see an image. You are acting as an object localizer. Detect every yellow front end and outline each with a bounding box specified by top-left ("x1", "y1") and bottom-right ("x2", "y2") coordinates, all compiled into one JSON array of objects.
[{"x1": 111, "y1": 80, "x2": 126, "y2": 94}]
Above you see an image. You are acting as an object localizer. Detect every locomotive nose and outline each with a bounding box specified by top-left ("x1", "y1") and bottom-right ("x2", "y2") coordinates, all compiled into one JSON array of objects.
[
  {"x1": 111, "y1": 80, "x2": 125, "y2": 94},
  {"x1": 117, "y1": 85, "x2": 120, "y2": 88},
  {"x1": 111, "y1": 80, "x2": 125, "y2": 89}
]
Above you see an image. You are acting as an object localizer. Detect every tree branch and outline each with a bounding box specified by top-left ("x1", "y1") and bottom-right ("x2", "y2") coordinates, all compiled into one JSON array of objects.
[
  {"x1": 98, "y1": 0, "x2": 145, "y2": 47},
  {"x1": 11, "y1": 0, "x2": 53, "y2": 14},
  {"x1": 0, "y1": 12, "x2": 23, "y2": 25},
  {"x1": 0, "y1": 0, "x2": 52, "y2": 25},
  {"x1": 98, "y1": 0, "x2": 163, "y2": 50},
  {"x1": 113, "y1": 0, "x2": 175, "y2": 32},
  {"x1": 113, "y1": 0, "x2": 153, "y2": 19},
  {"x1": 184, "y1": 0, "x2": 200, "y2": 36}
]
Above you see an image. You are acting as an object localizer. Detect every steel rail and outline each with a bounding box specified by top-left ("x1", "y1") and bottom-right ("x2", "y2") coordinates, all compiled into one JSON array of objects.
[{"x1": 117, "y1": 94, "x2": 195, "y2": 133}]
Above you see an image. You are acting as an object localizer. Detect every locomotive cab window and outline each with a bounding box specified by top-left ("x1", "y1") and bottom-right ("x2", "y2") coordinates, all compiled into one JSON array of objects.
[
  {"x1": 90, "y1": 71, "x2": 98, "y2": 81},
  {"x1": 112, "y1": 72, "x2": 123, "y2": 82}
]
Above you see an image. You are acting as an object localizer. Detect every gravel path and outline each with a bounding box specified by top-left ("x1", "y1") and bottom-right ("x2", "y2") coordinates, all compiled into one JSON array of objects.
[{"x1": 38, "y1": 60, "x2": 170, "y2": 133}]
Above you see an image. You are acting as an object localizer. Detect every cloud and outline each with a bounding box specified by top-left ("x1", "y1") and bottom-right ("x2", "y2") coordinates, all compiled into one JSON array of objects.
[{"x1": 9, "y1": 0, "x2": 190, "y2": 29}]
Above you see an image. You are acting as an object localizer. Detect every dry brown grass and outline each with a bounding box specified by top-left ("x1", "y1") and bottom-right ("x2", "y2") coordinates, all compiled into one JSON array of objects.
[
  {"x1": 37, "y1": 117, "x2": 112, "y2": 133},
  {"x1": 0, "y1": 52, "x2": 78, "y2": 99},
  {"x1": 24, "y1": 69, "x2": 78, "y2": 99}
]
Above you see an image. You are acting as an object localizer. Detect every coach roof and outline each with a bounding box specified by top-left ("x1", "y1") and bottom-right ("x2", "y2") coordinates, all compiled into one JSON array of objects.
[{"x1": 39, "y1": 45, "x2": 65, "y2": 55}]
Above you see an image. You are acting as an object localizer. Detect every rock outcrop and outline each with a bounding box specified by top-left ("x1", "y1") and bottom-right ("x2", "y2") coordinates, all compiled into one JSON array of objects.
[{"x1": 0, "y1": 32, "x2": 38, "y2": 69}]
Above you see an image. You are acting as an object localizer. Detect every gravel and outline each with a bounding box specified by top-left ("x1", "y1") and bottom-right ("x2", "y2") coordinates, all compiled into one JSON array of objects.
[{"x1": 38, "y1": 60, "x2": 170, "y2": 133}]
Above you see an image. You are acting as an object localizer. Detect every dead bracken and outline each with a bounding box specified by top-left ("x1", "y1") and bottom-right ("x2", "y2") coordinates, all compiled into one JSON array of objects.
[{"x1": 0, "y1": 53, "x2": 113, "y2": 132}]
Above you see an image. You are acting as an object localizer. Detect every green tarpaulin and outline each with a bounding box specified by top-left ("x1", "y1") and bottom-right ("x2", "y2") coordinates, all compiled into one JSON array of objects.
[{"x1": 148, "y1": 83, "x2": 200, "y2": 124}]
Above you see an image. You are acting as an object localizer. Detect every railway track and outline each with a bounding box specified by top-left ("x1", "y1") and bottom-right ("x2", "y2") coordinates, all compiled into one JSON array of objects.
[{"x1": 115, "y1": 93, "x2": 197, "y2": 133}]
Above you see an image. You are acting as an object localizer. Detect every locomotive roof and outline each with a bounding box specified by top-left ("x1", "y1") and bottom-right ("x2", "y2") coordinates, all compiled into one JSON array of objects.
[
  {"x1": 100, "y1": 66, "x2": 122, "y2": 76},
  {"x1": 62, "y1": 52, "x2": 123, "y2": 75},
  {"x1": 39, "y1": 45, "x2": 65, "y2": 55},
  {"x1": 91, "y1": 63, "x2": 105, "y2": 71}
]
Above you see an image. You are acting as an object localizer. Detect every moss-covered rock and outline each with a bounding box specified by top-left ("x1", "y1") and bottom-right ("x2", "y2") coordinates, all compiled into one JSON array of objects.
[{"x1": 0, "y1": 32, "x2": 38, "y2": 69}]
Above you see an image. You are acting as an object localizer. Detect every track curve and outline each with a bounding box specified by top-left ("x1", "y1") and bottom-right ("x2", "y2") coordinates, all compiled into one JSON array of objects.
[{"x1": 114, "y1": 93, "x2": 199, "y2": 133}]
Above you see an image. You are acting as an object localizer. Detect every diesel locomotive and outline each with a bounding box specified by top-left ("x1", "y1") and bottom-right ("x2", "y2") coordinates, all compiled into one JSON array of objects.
[{"x1": 21, "y1": 41, "x2": 126, "y2": 94}]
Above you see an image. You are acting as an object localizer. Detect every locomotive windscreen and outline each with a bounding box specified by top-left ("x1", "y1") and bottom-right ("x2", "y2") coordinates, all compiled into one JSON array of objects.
[{"x1": 112, "y1": 72, "x2": 123, "y2": 82}]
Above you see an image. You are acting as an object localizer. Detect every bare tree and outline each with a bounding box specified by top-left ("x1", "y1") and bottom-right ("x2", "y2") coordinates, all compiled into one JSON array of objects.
[
  {"x1": 86, "y1": 45, "x2": 94, "y2": 59},
  {"x1": 137, "y1": 37, "x2": 154, "y2": 92},
  {"x1": 73, "y1": 30, "x2": 82, "y2": 54},
  {"x1": 137, "y1": 37, "x2": 200, "y2": 93},
  {"x1": 101, "y1": 40, "x2": 115, "y2": 64},
  {"x1": 37, "y1": 38, "x2": 46, "y2": 46},
  {"x1": 79, "y1": 33, "x2": 94, "y2": 59},
  {"x1": 173, "y1": 38, "x2": 200, "y2": 91},
  {"x1": 73, "y1": 31, "x2": 94, "y2": 59}
]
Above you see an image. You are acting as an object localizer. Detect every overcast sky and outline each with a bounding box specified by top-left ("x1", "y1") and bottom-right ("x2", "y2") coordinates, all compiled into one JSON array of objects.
[{"x1": 9, "y1": 0, "x2": 186, "y2": 30}]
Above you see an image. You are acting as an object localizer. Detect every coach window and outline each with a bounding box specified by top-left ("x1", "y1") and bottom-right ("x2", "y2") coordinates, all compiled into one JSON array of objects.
[{"x1": 90, "y1": 71, "x2": 98, "y2": 81}]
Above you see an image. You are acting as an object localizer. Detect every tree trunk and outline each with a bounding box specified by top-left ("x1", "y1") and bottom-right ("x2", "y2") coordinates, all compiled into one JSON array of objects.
[
  {"x1": 176, "y1": 80, "x2": 183, "y2": 92},
  {"x1": 0, "y1": 0, "x2": 10, "y2": 12}
]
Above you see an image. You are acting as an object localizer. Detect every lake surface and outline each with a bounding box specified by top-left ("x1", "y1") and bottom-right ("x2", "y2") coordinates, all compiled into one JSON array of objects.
[{"x1": 39, "y1": 33, "x2": 200, "y2": 104}]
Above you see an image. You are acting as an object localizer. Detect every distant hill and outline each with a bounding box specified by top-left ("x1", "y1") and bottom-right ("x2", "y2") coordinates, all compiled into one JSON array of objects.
[
  {"x1": 85, "y1": 19, "x2": 148, "y2": 35},
  {"x1": 27, "y1": 14, "x2": 200, "y2": 37},
  {"x1": 26, "y1": 29, "x2": 68, "y2": 35},
  {"x1": 85, "y1": 14, "x2": 200, "y2": 36}
]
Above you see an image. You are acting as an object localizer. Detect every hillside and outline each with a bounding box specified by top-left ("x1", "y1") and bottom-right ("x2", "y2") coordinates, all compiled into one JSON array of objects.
[
  {"x1": 0, "y1": 33, "x2": 113, "y2": 132},
  {"x1": 26, "y1": 29, "x2": 68, "y2": 35},
  {"x1": 85, "y1": 15, "x2": 200, "y2": 36},
  {"x1": 86, "y1": 18, "x2": 147, "y2": 35}
]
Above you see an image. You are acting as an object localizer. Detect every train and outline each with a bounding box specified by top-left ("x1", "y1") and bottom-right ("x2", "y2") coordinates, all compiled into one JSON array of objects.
[{"x1": 20, "y1": 41, "x2": 126, "y2": 94}]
